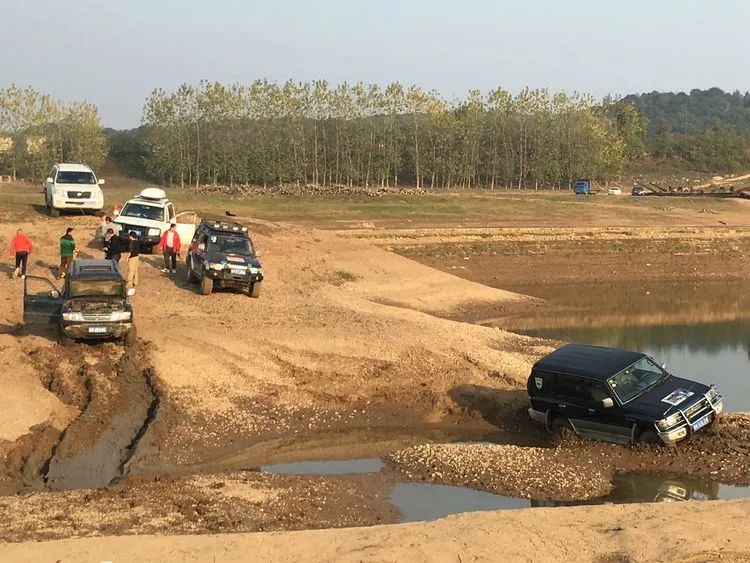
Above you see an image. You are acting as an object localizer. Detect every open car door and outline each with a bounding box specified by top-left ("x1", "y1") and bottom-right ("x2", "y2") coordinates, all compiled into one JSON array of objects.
[
  {"x1": 24, "y1": 276, "x2": 63, "y2": 327},
  {"x1": 174, "y1": 211, "x2": 200, "y2": 249}
]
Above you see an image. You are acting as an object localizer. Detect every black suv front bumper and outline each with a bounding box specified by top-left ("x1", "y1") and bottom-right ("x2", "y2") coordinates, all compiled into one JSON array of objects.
[
  {"x1": 205, "y1": 268, "x2": 263, "y2": 288},
  {"x1": 62, "y1": 321, "x2": 133, "y2": 339}
]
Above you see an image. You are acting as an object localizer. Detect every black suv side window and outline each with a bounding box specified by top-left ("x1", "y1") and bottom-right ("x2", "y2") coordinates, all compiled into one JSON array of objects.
[{"x1": 556, "y1": 375, "x2": 591, "y2": 402}]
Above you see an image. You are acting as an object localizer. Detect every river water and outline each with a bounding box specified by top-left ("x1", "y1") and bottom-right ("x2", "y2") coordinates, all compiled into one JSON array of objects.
[{"x1": 494, "y1": 280, "x2": 750, "y2": 411}]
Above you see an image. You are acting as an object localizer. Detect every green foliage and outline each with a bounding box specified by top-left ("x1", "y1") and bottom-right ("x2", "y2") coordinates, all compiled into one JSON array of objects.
[
  {"x1": 138, "y1": 81, "x2": 639, "y2": 189},
  {"x1": 0, "y1": 85, "x2": 107, "y2": 179}
]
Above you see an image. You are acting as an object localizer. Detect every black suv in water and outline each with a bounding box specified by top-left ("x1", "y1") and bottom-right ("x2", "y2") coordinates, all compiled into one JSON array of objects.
[
  {"x1": 23, "y1": 259, "x2": 136, "y2": 344},
  {"x1": 185, "y1": 219, "x2": 263, "y2": 297},
  {"x1": 527, "y1": 344, "x2": 723, "y2": 445}
]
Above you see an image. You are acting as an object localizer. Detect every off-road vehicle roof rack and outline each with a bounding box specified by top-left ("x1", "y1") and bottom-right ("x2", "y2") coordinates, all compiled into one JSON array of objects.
[{"x1": 201, "y1": 219, "x2": 249, "y2": 233}]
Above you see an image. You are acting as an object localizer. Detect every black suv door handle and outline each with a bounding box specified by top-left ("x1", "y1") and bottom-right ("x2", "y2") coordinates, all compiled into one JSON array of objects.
[
  {"x1": 557, "y1": 404, "x2": 566, "y2": 409},
  {"x1": 588, "y1": 408, "x2": 595, "y2": 414}
]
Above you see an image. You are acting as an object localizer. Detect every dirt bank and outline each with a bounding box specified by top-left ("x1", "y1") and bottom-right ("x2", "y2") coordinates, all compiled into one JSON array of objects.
[{"x1": 0, "y1": 470, "x2": 399, "y2": 543}]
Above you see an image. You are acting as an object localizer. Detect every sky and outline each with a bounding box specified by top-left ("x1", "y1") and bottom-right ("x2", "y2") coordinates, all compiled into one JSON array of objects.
[{"x1": 3, "y1": 0, "x2": 749, "y2": 128}]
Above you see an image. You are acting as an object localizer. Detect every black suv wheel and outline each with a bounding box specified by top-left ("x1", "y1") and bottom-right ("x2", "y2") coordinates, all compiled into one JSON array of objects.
[{"x1": 200, "y1": 275, "x2": 213, "y2": 295}]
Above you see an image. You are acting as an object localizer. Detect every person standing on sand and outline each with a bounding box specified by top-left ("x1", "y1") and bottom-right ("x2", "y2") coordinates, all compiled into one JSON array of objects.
[
  {"x1": 8, "y1": 229, "x2": 33, "y2": 279},
  {"x1": 103, "y1": 228, "x2": 122, "y2": 264},
  {"x1": 126, "y1": 231, "x2": 140, "y2": 290},
  {"x1": 58, "y1": 227, "x2": 76, "y2": 278},
  {"x1": 159, "y1": 222, "x2": 181, "y2": 274}
]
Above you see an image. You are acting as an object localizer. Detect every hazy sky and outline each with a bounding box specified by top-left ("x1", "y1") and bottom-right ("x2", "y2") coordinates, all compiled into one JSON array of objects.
[{"x1": 3, "y1": 0, "x2": 749, "y2": 128}]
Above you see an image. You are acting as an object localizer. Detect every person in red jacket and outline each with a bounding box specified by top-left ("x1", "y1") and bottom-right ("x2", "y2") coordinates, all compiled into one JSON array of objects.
[
  {"x1": 159, "y1": 222, "x2": 181, "y2": 274},
  {"x1": 8, "y1": 228, "x2": 33, "y2": 279}
]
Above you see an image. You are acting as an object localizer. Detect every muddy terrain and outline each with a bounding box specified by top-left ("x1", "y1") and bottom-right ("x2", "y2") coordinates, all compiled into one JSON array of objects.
[{"x1": 1, "y1": 190, "x2": 750, "y2": 560}]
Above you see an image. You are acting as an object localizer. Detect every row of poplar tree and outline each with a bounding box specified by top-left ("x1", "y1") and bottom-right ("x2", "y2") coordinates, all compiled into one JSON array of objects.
[
  {"x1": 138, "y1": 80, "x2": 648, "y2": 189},
  {"x1": 1, "y1": 81, "x2": 650, "y2": 188},
  {"x1": 0, "y1": 85, "x2": 107, "y2": 180}
]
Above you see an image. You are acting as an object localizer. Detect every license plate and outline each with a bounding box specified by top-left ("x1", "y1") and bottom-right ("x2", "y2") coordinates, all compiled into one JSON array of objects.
[
  {"x1": 86, "y1": 200, "x2": 96, "y2": 205},
  {"x1": 692, "y1": 414, "x2": 711, "y2": 431},
  {"x1": 88, "y1": 326, "x2": 107, "y2": 334},
  {"x1": 230, "y1": 268, "x2": 245, "y2": 275}
]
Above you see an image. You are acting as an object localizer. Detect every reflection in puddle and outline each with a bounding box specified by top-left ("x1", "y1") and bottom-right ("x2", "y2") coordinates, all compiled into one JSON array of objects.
[
  {"x1": 261, "y1": 457, "x2": 750, "y2": 521},
  {"x1": 390, "y1": 483, "x2": 529, "y2": 522},
  {"x1": 261, "y1": 458, "x2": 385, "y2": 475},
  {"x1": 535, "y1": 472, "x2": 750, "y2": 507}
]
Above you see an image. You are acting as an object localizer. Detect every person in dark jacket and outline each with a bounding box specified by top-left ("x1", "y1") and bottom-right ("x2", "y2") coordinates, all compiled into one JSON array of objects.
[
  {"x1": 59, "y1": 227, "x2": 76, "y2": 279},
  {"x1": 103, "y1": 228, "x2": 122, "y2": 264}
]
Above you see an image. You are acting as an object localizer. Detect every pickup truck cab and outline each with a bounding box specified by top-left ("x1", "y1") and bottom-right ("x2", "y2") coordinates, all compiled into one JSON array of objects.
[
  {"x1": 43, "y1": 163, "x2": 105, "y2": 216},
  {"x1": 113, "y1": 188, "x2": 199, "y2": 251},
  {"x1": 23, "y1": 259, "x2": 136, "y2": 344},
  {"x1": 527, "y1": 344, "x2": 723, "y2": 445},
  {"x1": 573, "y1": 178, "x2": 592, "y2": 195}
]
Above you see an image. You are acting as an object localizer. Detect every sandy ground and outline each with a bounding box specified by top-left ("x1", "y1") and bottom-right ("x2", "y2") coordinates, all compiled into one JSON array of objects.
[
  {"x1": 1, "y1": 193, "x2": 750, "y2": 560},
  {"x1": 3, "y1": 500, "x2": 750, "y2": 562}
]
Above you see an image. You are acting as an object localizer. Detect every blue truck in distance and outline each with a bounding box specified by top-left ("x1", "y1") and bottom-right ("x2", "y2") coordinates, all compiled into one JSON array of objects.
[{"x1": 573, "y1": 178, "x2": 592, "y2": 195}]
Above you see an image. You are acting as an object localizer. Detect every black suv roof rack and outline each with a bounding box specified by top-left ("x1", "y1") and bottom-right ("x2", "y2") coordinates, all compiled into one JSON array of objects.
[{"x1": 202, "y1": 219, "x2": 248, "y2": 233}]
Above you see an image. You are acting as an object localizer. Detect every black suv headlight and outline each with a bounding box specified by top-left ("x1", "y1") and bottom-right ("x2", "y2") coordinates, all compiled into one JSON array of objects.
[
  {"x1": 706, "y1": 387, "x2": 719, "y2": 403},
  {"x1": 656, "y1": 412, "x2": 683, "y2": 431}
]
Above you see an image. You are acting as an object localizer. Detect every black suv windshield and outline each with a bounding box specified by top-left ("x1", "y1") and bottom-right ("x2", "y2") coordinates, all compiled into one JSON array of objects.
[
  {"x1": 208, "y1": 234, "x2": 254, "y2": 255},
  {"x1": 120, "y1": 203, "x2": 164, "y2": 221},
  {"x1": 607, "y1": 357, "x2": 668, "y2": 403},
  {"x1": 69, "y1": 279, "x2": 124, "y2": 298},
  {"x1": 57, "y1": 171, "x2": 95, "y2": 184}
]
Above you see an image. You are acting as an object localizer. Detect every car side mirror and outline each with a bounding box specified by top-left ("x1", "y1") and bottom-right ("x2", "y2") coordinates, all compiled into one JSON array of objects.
[
  {"x1": 601, "y1": 397, "x2": 614, "y2": 409},
  {"x1": 50, "y1": 290, "x2": 60, "y2": 299},
  {"x1": 197, "y1": 243, "x2": 205, "y2": 252},
  {"x1": 98, "y1": 178, "x2": 106, "y2": 185},
  {"x1": 46, "y1": 177, "x2": 53, "y2": 184},
  {"x1": 127, "y1": 288, "x2": 136, "y2": 297}
]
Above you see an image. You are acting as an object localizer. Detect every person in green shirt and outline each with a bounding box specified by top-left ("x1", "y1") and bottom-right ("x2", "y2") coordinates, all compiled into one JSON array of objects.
[{"x1": 59, "y1": 227, "x2": 76, "y2": 278}]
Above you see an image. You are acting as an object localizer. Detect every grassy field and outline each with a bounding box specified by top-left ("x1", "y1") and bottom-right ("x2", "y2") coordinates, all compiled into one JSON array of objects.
[{"x1": 1, "y1": 178, "x2": 747, "y2": 229}]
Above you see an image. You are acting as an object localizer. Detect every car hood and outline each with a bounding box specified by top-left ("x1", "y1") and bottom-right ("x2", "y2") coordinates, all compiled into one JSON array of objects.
[
  {"x1": 114, "y1": 216, "x2": 166, "y2": 229},
  {"x1": 205, "y1": 252, "x2": 261, "y2": 268},
  {"x1": 626, "y1": 376, "x2": 710, "y2": 418}
]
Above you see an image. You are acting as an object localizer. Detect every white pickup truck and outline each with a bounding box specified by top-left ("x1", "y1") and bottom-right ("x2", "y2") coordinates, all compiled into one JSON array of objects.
[{"x1": 113, "y1": 188, "x2": 200, "y2": 251}]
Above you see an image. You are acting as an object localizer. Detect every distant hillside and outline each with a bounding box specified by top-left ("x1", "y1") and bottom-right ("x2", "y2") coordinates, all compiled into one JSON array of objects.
[{"x1": 623, "y1": 88, "x2": 750, "y2": 135}]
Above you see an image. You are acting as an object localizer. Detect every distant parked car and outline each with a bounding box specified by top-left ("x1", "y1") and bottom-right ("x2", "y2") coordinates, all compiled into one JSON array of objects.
[
  {"x1": 608, "y1": 187, "x2": 622, "y2": 196},
  {"x1": 632, "y1": 186, "x2": 646, "y2": 196},
  {"x1": 573, "y1": 178, "x2": 592, "y2": 195},
  {"x1": 43, "y1": 163, "x2": 105, "y2": 216}
]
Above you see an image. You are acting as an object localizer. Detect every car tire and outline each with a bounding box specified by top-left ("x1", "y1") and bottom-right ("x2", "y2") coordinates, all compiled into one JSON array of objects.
[
  {"x1": 185, "y1": 258, "x2": 198, "y2": 284},
  {"x1": 551, "y1": 416, "x2": 574, "y2": 436},
  {"x1": 57, "y1": 327, "x2": 74, "y2": 347},
  {"x1": 124, "y1": 327, "x2": 137, "y2": 347},
  {"x1": 638, "y1": 430, "x2": 662, "y2": 446},
  {"x1": 50, "y1": 207, "x2": 60, "y2": 217},
  {"x1": 200, "y1": 275, "x2": 213, "y2": 296},
  {"x1": 250, "y1": 281, "x2": 262, "y2": 298}
]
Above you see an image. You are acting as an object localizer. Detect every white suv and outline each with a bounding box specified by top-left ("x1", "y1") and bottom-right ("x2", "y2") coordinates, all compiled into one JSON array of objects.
[
  {"x1": 43, "y1": 163, "x2": 105, "y2": 216},
  {"x1": 113, "y1": 187, "x2": 199, "y2": 251}
]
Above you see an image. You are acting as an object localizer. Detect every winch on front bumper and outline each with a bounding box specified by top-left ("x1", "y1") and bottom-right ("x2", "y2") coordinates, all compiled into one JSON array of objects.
[{"x1": 656, "y1": 389, "x2": 724, "y2": 444}]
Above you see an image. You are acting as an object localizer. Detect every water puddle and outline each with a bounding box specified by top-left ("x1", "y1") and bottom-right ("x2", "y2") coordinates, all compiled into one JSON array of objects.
[
  {"x1": 262, "y1": 458, "x2": 384, "y2": 475},
  {"x1": 260, "y1": 457, "x2": 750, "y2": 522},
  {"x1": 390, "y1": 483, "x2": 529, "y2": 522}
]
